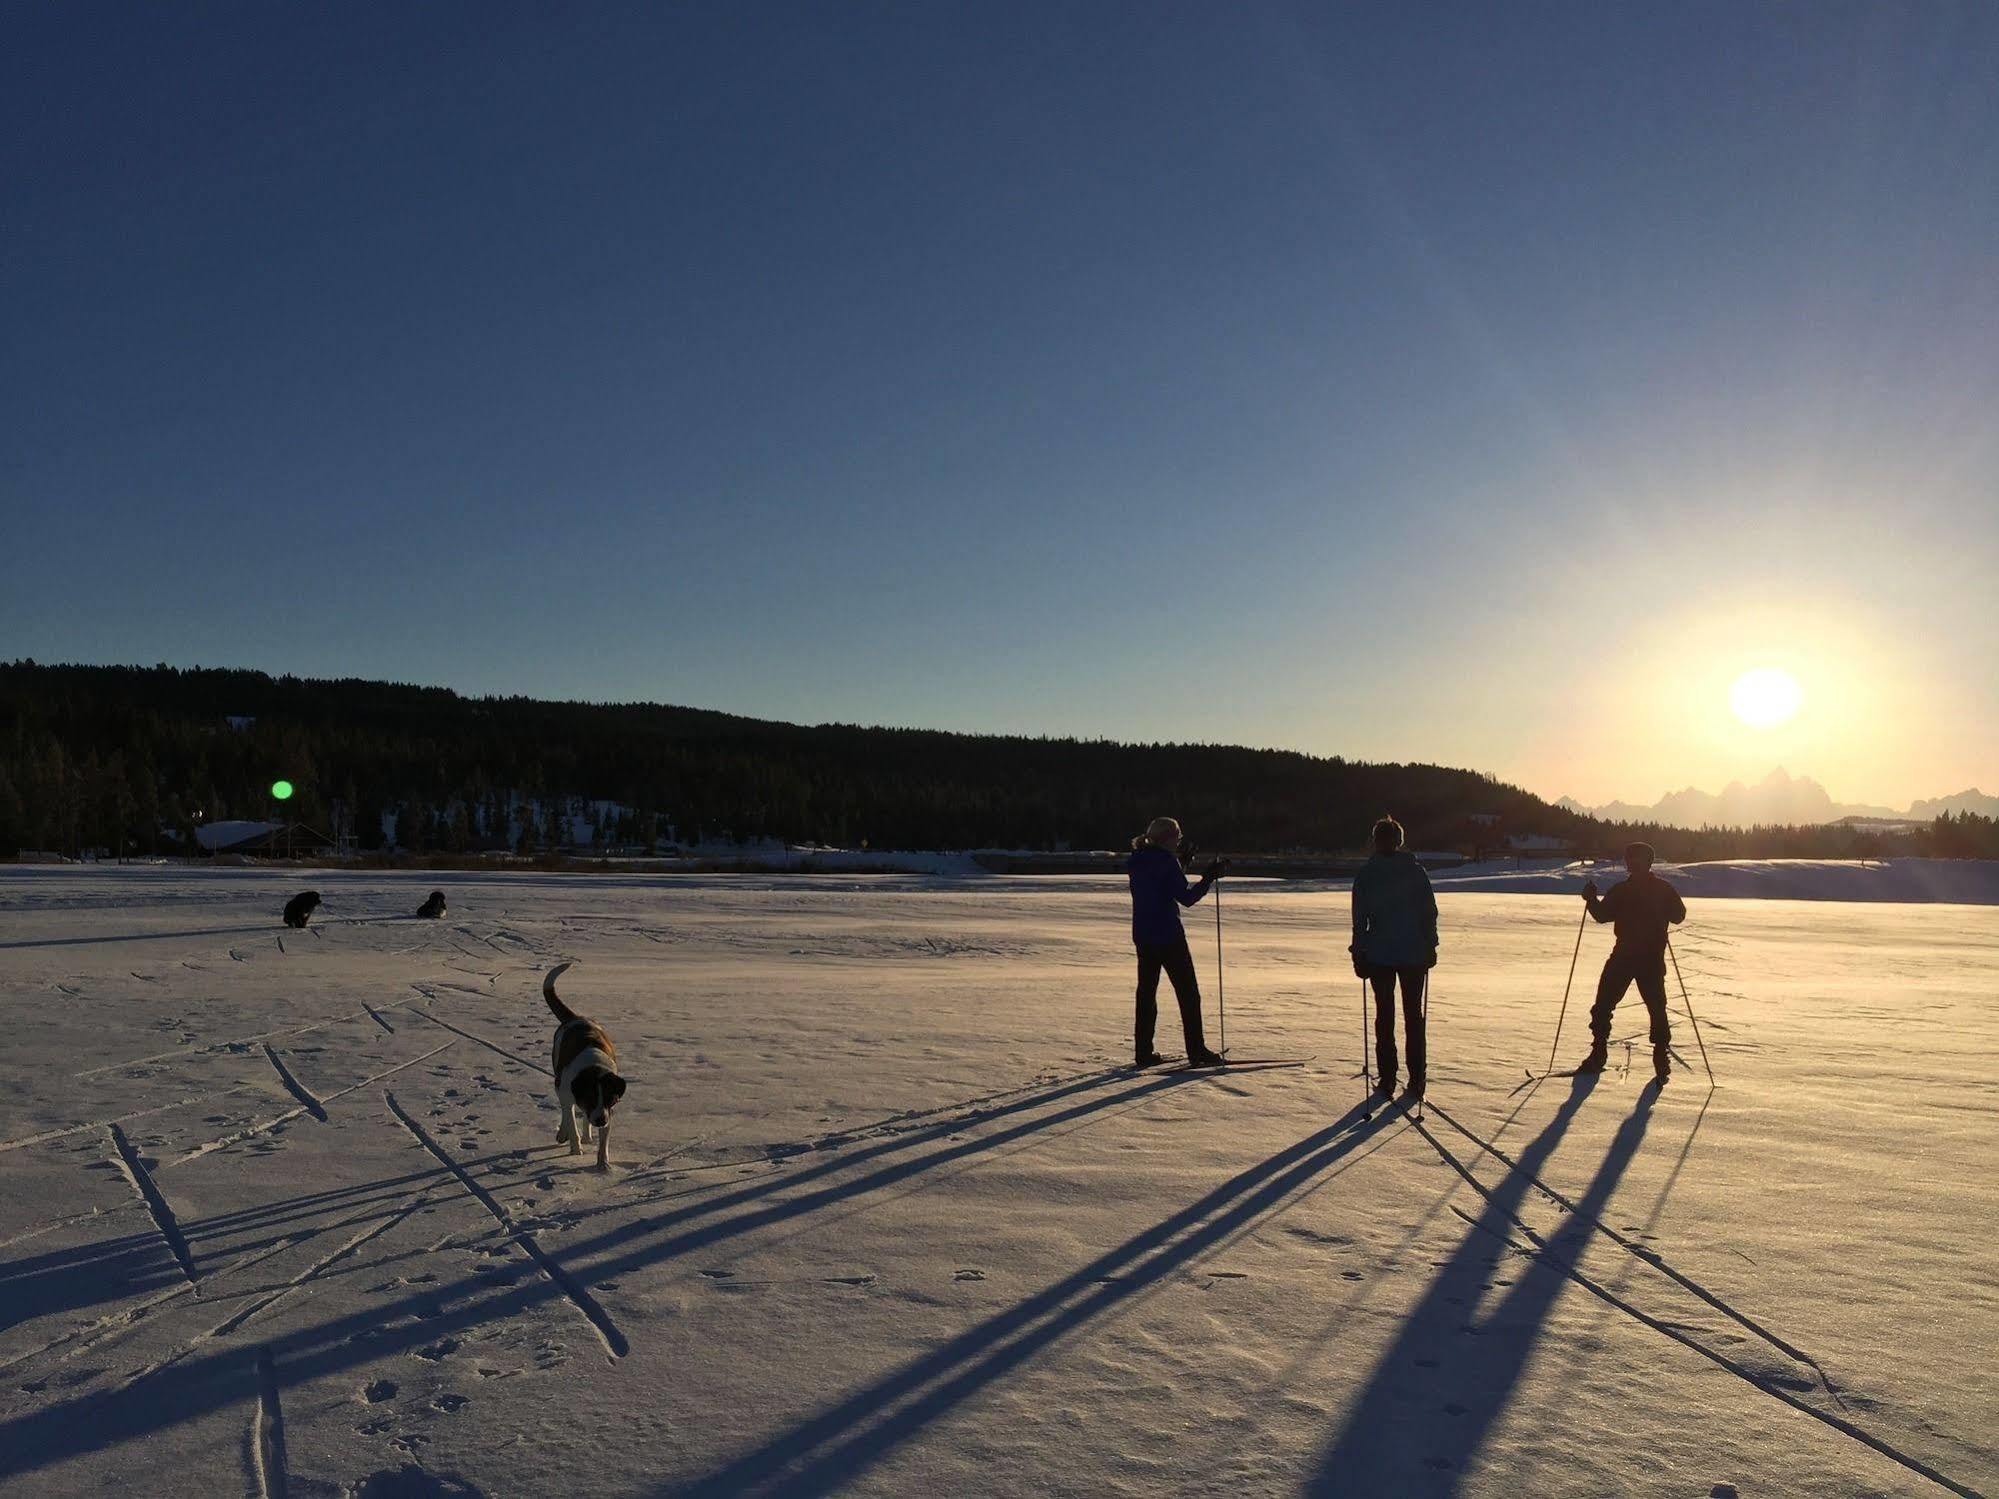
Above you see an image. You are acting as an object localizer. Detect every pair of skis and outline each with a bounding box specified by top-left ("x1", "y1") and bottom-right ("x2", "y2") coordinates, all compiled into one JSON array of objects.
[{"x1": 1134, "y1": 1051, "x2": 1317, "y2": 1073}]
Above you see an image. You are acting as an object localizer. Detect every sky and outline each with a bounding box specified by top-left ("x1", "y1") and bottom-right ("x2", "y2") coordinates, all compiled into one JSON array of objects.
[{"x1": 4, "y1": 3, "x2": 1995, "y2": 809}]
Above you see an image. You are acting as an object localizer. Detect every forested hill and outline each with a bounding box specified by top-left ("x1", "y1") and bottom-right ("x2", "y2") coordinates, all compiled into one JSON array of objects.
[{"x1": 0, "y1": 661, "x2": 1583, "y2": 856}]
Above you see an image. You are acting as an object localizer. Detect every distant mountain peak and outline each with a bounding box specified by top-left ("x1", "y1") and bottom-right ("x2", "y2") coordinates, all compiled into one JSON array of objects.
[
  {"x1": 1908, "y1": 788, "x2": 1999, "y2": 820},
  {"x1": 1572, "y1": 769, "x2": 1917, "y2": 829}
]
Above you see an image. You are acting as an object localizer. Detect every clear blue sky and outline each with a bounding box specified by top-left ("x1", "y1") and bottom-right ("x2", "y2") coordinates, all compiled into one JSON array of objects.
[{"x1": 5, "y1": 3, "x2": 1995, "y2": 806}]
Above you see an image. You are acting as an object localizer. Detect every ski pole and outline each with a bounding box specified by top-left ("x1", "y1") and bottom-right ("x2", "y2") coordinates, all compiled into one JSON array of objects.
[
  {"x1": 1214, "y1": 875, "x2": 1226, "y2": 1055},
  {"x1": 1360, "y1": 977, "x2": 1372, "y2": 1106},
  {"x1": 1546, "y1": 900, "x2": 1589, "y2": 1074},
  {"x1": 1415, "y1": 970, "x2": 1429, "y2": 1123},
  {"x1": 1666, "y1": 935, "x2": 1715, "y2": 1087}
]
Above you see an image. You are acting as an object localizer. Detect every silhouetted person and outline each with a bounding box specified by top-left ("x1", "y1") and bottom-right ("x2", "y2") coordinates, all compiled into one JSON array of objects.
[
  {"x1": 283, "y1": 890, "x2": 321, "y2": 929},
  {"x1": 1350, "y1": 815, "x2": 1436, "y2": 1101},
  {"x1": 1127, "y1": 816, "x2": 1227, "y2": 1068},
  {"x1": 1577, "y1": 842, "x2": 1686, "y2": 1081}
]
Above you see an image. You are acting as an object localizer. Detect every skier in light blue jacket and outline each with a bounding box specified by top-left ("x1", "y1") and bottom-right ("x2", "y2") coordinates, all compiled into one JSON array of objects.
[{"x1": 1349, "y1": 815, "x2": 1438, "y2": 1100}]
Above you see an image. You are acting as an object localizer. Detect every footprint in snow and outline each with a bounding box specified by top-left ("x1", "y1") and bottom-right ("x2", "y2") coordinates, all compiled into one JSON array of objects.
[
  {"x1": 364, "y1": 1379, "x2": 399, "y2": 1403},
  {"x1": 413, "y1": 1338, "x2": 460, "y2": 1362},
  {"x1": 954, "y1": 1269, "x2": 986, "y2": 1282}
]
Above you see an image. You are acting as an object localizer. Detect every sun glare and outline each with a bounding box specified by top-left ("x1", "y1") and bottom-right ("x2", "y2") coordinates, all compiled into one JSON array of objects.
[{"x1": 1730, "y1": 668, "x2": 1803, "y2": 728}]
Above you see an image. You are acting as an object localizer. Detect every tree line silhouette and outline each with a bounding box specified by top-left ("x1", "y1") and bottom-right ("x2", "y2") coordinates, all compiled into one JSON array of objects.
[{"x1": 2, "y1": 661, "x2": 1993, "y2": 862}]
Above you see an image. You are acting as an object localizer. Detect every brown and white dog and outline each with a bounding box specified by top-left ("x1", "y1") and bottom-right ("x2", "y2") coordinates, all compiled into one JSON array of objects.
[{"x1": 542, "y1": 961, "x2": 627, "y2": 1171}]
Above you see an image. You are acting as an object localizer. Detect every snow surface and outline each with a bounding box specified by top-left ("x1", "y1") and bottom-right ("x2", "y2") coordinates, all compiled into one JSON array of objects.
[{"x1": 1, "y1": 865, "x2": 1993, "y2": 1498}]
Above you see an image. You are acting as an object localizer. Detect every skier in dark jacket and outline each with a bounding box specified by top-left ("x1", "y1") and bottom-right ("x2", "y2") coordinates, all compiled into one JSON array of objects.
[
  {"x1": 1349, "y1": 816, "x2": 1437, "y2": 1101},
  {"x1": 1127, "y1": 816, "x2": 1228, "y2": 1068},
  {"x1": 1576, "y1": 842, "x2": 1687, "y2": 1081}
]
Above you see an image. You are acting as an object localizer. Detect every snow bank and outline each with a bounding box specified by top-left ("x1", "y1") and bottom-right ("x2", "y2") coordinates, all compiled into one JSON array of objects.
[{"x1": 1433, "y1": 856, "x2": 1999, "y2": 905}]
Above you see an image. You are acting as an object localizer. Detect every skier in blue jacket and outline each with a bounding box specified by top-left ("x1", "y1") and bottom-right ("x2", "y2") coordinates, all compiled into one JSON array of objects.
[
  {"x1": 1127, "y1": 817, "x2": 1228, "y2": 1068},
  {"x1": 1349, "y1": 815, "x2": 1438, "y2": 1101}
]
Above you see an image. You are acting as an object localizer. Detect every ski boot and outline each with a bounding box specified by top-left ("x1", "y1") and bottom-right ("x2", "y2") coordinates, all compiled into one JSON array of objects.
[
  {"x1": 1573, "y1": 1038, "x2": 1608, "y2": 1074},
  {"x1": 1373, "y1": 1075, "x2": 1398, "y2": 1101},
  {"x1": 1653, "y1": 1044, "x2": 1671, "y2": 1084},
  {"x1": 1188, "y1": 1048, "x2": 1229, "y2": 1069},
  {"x1": 1403, "y1": 1076, "x2": 1426, "y2": 1103},
  {"x1": 1133, "y1": 1050, "x2": 1168, "y2": 1068}
]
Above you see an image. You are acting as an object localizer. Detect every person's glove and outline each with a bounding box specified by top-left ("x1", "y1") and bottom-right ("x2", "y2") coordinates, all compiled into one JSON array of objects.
[
  {"x1": 1580, "y1": 879, "x2": 1598, "y2": 900},
  {"x1": 1202, "y1": 857, "x2": 1229, "y2": 881},
  {"x1": 1425, "y1": 947, "x2": 1439, "y2": 970},
  {"x1": 1349, "y1": 944, "x2": 1368, "y2": 979}
]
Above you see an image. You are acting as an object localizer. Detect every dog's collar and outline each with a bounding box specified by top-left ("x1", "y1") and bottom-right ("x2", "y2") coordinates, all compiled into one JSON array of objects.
[{"x1": 558, "y1": 1048, "x2": 616, "y2": 1096}]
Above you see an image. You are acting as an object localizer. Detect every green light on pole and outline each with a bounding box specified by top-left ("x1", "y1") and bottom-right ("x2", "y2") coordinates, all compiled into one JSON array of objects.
[{"x1": 271, "y1": 780, "x2": 294, "y2": 801}]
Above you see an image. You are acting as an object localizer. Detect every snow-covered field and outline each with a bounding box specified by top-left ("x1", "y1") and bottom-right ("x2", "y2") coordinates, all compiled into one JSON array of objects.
[{"x1": 1, "y1": 866, "x2": 1993, "y2": 1499}]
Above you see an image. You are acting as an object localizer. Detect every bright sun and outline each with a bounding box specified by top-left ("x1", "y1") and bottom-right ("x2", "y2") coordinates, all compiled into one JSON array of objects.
[{"x1": 1730, "y1": 668, "x2": 1803, "y2": 728}]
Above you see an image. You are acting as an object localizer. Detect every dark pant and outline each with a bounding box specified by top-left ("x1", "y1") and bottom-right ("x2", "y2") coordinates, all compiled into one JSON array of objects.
[
  {"x1": 1135, "y1": 937, "x2": 1209, "y2": 1059},
  {"x1": 1590, "y1": 950, "x2": 1672, "y2": 1046},
  {"x1": 1369, "y1": 966, "x2": 1427, "y2": 1086}
]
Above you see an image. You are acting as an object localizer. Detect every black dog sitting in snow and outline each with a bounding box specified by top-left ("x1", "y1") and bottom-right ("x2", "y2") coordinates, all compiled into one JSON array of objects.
[
  {"x1": 416, "y1": 890, "x2": 447, "y2": 919},
  {"x1": 282, "y1": 891, "x2": 322, "y2": 929}
]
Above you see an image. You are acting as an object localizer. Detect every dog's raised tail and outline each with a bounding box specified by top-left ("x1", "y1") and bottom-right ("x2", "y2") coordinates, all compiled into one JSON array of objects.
[{"x1": 542, "y1": 961, "x2": 578, "y2": 1023}]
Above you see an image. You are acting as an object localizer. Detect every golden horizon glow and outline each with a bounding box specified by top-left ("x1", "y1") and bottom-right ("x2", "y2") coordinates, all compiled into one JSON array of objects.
[{"x1": 1730, "y1": 668, "x2": 1804, "y2": 729}]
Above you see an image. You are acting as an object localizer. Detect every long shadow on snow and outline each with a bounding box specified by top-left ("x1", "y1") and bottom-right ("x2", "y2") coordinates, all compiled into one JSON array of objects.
[
  {"x1": 0, "y1": 1065, "x2": 1181, "y2": 1481},
  {"x1": 0, "y1": 1152, "x2": 562, "y2": 1336},
  {"x1": 0, "y1": 1233, "x2": 190, "y2": 1338},
  {"x1": 665, "y1": 1099, "x2": 1391, "y2": 1497},
  {"x1": 0, "y1": 1067, "x2": 1133, "y2": 1328},
  {"x1": 0, "y1": 924, "x2": 286, "y2": 951},
  {"x1": 0, "y1": 915, "x2": 423, "y2": 951},
  {"x1": 1304, "y1": 1074, "x2": 1655, "y2": 1497}
]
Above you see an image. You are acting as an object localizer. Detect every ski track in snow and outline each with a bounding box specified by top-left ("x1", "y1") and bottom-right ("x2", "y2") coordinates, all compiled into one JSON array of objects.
[
  {"x1": 74, "y1": 1000, "x2": 425, "y2": 1080},
  {"x1": 0, "y1": 1083, "x2": 268, "y2": 1156},
  {"x1": 260, "y1": 1047, "x2": 327, "y2": 1122},
  {"x1": 405, "y1": 994, "x2": 547, "y2": 1073},
  {"x1": 1426, "y1": 1099, "x2": 1845, "y2": 1401},
  {"x1": 250, "y1": 1345, "x2": 289, "y2": 1499},
  {"x1": 107, "y1": 1122, "x2": 198, "y2": 1286},
  {"x1": 10, "y1": 1226, "x2": 327, "y2": 1382},
  {"x1": 383, "y1": 1091, "x2": 629, "y2": 1359},
  {"x1": 122, "y1": 1176, "x2": 461, "y2": 1390},
  {"x1": 1411, "y1": 1110, "x2": 1984, "y2": 1499},
  {"x1": 170, "y1": 1043, "x2": 458, "y2": 1167}
]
